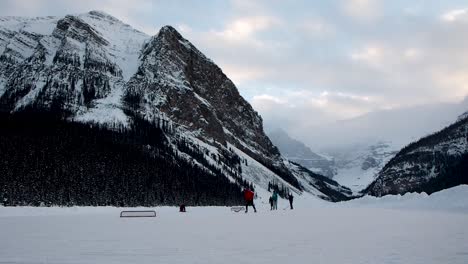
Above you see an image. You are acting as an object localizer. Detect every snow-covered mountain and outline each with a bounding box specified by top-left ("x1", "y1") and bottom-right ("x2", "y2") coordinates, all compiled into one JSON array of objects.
[
  {"x1": 268, "y1": 98, "x2": 468, "y2": 193},
  {"x1": 268, "y1": 129, "x2": 335, "y2": 178},
  {"x1": 366, "y1": 115, "x2": 468, "y2": 196},
  {"x1": 0, "y1": 11, "x2": 352, "y2": 204},
  {"x1": 324, "y1": 142, "x2": 398, "y2": 193},
  {"x1": 268, "y1": 128, "x2": 398, "y2": 193}
]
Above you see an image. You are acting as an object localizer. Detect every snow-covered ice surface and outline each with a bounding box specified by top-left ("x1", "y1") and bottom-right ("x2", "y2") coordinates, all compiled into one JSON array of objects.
[
  {"x1": 339, "y1": 185, "x2": 468, "y2": 213},
  {"x1": 1, "y1": 186, "x2": 468, "y2": 264}
]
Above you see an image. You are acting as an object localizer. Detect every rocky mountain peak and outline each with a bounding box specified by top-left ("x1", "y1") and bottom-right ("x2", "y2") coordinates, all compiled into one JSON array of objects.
[
  {"x1": 158, "y1": 25, "x2": 182, "y2": 38},
  {"x1": 54, "y1": 15, "x2": 108, "y2": 46},
  {"x1": 87, "y1": 10, "x2": 121, "y2": 23},
  {"x1": 130, "y1": 24, "x2": 281, "y2": 160},
  {"x1": 142, "y1": 24, "x2": 206, "y2": 63}
]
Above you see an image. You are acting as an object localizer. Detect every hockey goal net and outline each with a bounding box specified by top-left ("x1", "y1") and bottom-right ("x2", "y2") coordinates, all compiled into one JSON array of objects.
[{"x1": 120, "y1": 210, "x2": 157, "y2": 217}]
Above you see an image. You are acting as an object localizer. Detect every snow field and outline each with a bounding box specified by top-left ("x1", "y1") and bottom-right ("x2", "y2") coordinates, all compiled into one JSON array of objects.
[{"x1": 2, "y1": 186, "x2": 468, "y2": 264}]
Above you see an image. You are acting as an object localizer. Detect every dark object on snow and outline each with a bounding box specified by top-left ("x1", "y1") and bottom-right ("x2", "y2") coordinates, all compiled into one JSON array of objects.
[
  {"x1": 244, "y1": 189, "x2": 256, "y2": 213},
  {"x1": 269, "y1": 196, "x2": 273, "y2": 210},
  {"x1": 120, "y1": 210, "x2": 156, "y2": 217},
  {"x1": 288, "y1": 193, "x2": 294, "y2": 210},
  {"x1": 231, "y1": 206, "x2": 244, "y2": 212},
  {"x1": 179, "y1": 205, "x2": 186, "y2": 212}
]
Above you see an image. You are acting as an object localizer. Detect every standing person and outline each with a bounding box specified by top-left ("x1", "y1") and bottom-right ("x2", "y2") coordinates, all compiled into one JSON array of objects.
[
  {"x1": 288, "y1": 193, "x2": 294, "y2": 210},
  {"x1": 269, "y1": 196, "x2": 274, "y2": 210},
  {"x1": 272, "y1": 190, "x2": 278, "y2": 210},
  {"x1": 244, "y1": 188, "x2": 256, "y2": 213}
]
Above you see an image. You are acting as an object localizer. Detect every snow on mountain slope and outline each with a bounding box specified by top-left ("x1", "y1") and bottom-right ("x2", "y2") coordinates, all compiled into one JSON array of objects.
[
  {"x1": 0, "y1": 16, "x2": 58, "y2": 33},
  {"x1": 0, "y1": 11, "x2": 353, "y2": 203},
  {"x1": 0, "y1": 16, "x2": 58, "y2": 61},
  {"x1": 78, "y1": 11, "x2": 149, "y2": 81},
  {"x1": 72, "y1": 81, "x2": 129, "y2": 126},
  {"x1": 230, "y1": 144, "x2": 300, "y2": 193},
  {"x1": 1, "y1": 13, "x2": 124, "y2": 116},
  {"x1": 268, "y1": 128, "x2": 335, "y2": 178},
  {"x1": 268, "y1": 128, "x2": 398, "y2": 193},
  {"x1": 329, "y1": 142, "x2": 398, "y2": 193},
  {"x1": 0, "y1": 11, "x2": 148, "y2": 124},
  {"x1": 284, "y1": 160, "x2": 353, "y2": 201},
  {"x1": 366, "y1": 116, "x2": 468, "y2": 196}
]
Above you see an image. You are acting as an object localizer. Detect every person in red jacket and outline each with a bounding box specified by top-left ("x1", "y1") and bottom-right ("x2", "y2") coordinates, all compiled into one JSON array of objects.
[{"x1": 244, "y1": 188, "x2": 257, "y2": 213}]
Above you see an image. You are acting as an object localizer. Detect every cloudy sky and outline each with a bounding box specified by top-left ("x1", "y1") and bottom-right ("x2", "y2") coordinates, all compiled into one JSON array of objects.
[{"x1": 2, "y1": 0, "x2": 468, "y2": 146}]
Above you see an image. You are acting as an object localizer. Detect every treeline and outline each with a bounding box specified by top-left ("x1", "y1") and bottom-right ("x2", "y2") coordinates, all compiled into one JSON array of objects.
[
  {"x1": 365, "y1": 152, "x2": 468, "y2": 196},
  {"x1": 267, "y1": 181, "x2": 291, "y2": 198},
  {"x1": 384, "y1": 116, "x2": 468, "y2": 170},
  {"x1": 415, "y1": 153, "x2": 468, "y2": 194},
  {"x1": 238, "y1": 145, "x2": 301, "y2": 190},
  {"x1": 290, "y1": 162, "x2": 353, "y2": 201},
  {"x1": 380, "y1": 153, "x2": 468, "y2": 195},
  {"x1": 364, "y1": 116, "x2": 468, "y2": 196},
  {"x1": 175, "y1": 139, "x2": 255, "y2": 191},
  {"x1": 0, "y1": 111, "x2": 244, "y2": 206}
]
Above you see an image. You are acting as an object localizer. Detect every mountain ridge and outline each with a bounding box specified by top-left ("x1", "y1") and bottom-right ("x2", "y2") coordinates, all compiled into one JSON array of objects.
[
  {"x1": 366, "y1": 115, "x2": 468, "y2": 196},
  {"x1": 0, "y1": 11, "x2": 352, "y2": 204}
]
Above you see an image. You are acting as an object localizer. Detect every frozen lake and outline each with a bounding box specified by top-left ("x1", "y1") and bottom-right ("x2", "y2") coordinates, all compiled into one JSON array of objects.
[{"x1": 2, "y1": 186, "x2": 468, "y2": 264}]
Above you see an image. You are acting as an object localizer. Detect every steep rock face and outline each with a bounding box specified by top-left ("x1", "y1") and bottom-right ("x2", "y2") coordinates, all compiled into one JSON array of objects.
[
  {"x1": 0, "y1": 17, "x2": 57, "y2": 99},
  {"x1": 0, "y1": 13, "x2": 125, "y2": 113},
  {"x1": 366, "y1": 116, "x2": 468, "y2": 196},
  {"x1": 125, "y1": 26, "x2": 292, "y2": 185},
  {"x1": 0, "y1": 11, "x2": 148, "y2": 121}
]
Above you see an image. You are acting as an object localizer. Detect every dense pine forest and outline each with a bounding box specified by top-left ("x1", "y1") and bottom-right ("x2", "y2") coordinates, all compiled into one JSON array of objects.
[
  {"x1": 0, "y1": 111, "x2": 244, "y2": 206},
  {"x1": 410, "y1": 153, "x2": 468, "y2": 194},
  {"x1": 364, "y1": 116, "x2": 468, "y2": 196}
]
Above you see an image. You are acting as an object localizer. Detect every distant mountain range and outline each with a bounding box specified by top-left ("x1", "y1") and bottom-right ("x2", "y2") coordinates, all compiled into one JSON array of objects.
[
  {"x1": 269, "y1": 108, "x2": 468, "y2": 195},
  {"x1": 268, "y1": 129, "x2": 335, "y2": 178},
  {"x1": 268, "y1": 128, "x2": 398, "y2": 193}
]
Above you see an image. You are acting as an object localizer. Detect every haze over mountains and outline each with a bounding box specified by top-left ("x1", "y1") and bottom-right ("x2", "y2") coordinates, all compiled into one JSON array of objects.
[
  {"x1": 268, "y1": 97, "x2": 468, "y2": 192},
  {"x1": 279, "y1": 96, "x2": 468, "y2": 151}
]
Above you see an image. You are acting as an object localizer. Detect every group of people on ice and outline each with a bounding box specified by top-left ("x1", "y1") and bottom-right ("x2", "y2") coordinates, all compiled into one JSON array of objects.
[{"x1": 243, "y1": 188, "x2": 294, "y2": 213}]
